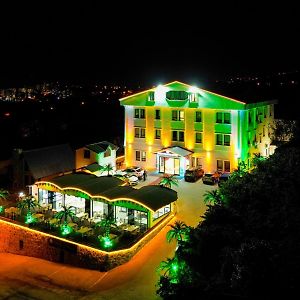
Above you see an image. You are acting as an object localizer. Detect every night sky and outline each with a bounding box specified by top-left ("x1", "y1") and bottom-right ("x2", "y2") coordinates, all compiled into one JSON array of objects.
[{"x1": 1, "y1": 1, "x2": 299, "y2": 87}]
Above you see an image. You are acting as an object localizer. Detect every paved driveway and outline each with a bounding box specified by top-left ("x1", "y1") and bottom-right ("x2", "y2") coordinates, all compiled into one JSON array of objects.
[{"x1": 0, "y1": 174, "x2": 217, "y2": 299}]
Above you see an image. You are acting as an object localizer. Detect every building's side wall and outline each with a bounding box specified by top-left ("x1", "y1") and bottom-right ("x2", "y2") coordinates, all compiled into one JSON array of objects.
[
  {"x1": 96, "y1": 148, "x2": 117, "y2": 170},
  {"x1": 75, "y1": 148, "x2": 97, "y2": 169}
]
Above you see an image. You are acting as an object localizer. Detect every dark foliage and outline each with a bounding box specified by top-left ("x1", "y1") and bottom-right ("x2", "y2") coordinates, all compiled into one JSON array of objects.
[{"x1": 157, "y1": 143, "x2": 300, "y2": 299}]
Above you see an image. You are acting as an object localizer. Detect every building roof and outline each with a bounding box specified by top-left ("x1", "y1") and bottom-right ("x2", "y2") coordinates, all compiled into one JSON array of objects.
[
  {"x1": 119, "y1": 80, "x2": 276, "y2": 110},
  {"x1": 85, "y1": 163, "x2": 102, "y2": 173},
  {"x1": 125, "y1": 185, "x2": 177, "y2": 211},
  {"x1": 85, "y1": 141, "x2": 118, "y2": 154},
  {"x1": 155, "y1": 146, "x2": 193, "y2": 157},
  {"x1": 49, "y1": 173, "x2": 123, "y2": 195},
  {"x1": 23, "y1": 144, "x2": 75, "y2": 180},
  {"x1": 36, "y1": 173, "x2": 177, "y2": 212}
]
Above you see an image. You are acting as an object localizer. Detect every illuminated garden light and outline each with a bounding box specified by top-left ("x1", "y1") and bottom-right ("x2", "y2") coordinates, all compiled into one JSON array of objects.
[
  {"x1": 25, "y1": 212, "x2": 36, "y2": 224},
  {"x1": 61, "y1": 223, "x2": 72, "y2": 236},
  {"x1": 171, "y1": 262, "x2": 179, "y2": 273},
  {"x1": 0, "y1": 206, "x2": 3, "y2": 213},
  {"x1": 99, "y1": 235, "x2": 113, "y2": 248}
]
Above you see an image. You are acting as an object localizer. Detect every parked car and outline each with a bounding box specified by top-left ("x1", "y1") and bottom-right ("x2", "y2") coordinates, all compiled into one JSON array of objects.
[
  {"x1": 202, "y1": 173, "x2": 217, "y2": 185},
  {"x1": 218, "y1": 172, "x2": 231, "y2": 187},
  {"x1": 117, "y1": 166, "x2": 145, "y2": 180},
  {"x1": 184, "y1": 167, "x2": 204, "y2": 182}
]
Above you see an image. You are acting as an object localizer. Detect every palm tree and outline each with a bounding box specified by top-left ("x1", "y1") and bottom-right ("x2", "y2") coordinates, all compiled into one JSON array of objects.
[
  {"x1": 100, "y1": 164, "x2": 114, "y2": 176},
  {"x1": 95, "y1": 214, "x2": 118, "y2": 237},
  {"x1": 166, "y1": 220, "x2": 189, "y2": 244},
  {"x1": 159, "y1": 174, "x2": 178, "y2": 189},
  {"x1": 54, "y1": 205, "x2": 76, "y2": 225},
  {"x1": 157, "y1": 257, "x2": 180, "y2": 279},
  {"x1": 17, "y1": 195, "x2": 39, "y2": 214},
  {"x1": 203, "y1": 189, "x2": 223, "y2": 205}
]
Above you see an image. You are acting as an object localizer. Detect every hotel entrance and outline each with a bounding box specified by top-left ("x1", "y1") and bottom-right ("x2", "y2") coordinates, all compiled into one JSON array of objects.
[
  {"x1": 159, "y1": 156, "x2": 180, "y2": 175},
  {"x1": 156, "y1": 146, "x2": 193, "y2": 176}
]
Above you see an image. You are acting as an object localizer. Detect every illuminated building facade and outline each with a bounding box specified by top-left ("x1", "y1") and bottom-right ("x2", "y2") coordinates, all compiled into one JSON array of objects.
[
  {"x1": 33, "y1": 173, "x2": 177, "y2": 232},
  {"x1": 120, "y1": 81, "x2": 276, "y2": 175}
]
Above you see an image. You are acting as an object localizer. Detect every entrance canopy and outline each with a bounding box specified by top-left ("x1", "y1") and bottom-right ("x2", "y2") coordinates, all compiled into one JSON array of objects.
[{"x1": 154, "y1": 146, "x2": 193, "y2": 157}]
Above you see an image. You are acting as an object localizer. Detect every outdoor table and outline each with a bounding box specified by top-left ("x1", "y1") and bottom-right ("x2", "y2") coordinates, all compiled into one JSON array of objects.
[
  {"x1": 32, "y1": 213, "x2": 44, "y2": 221},
  {"x1": 49, "y1": 218, "x2": 59, "y2": 226},
  {"x1": 123, "y1": 225, "x2": 138, "y2": 232},
  {"x1": 67, "y1": 222, "x2": 78, "y2": 230},
  {"x1": 76, "y1": 226, "x2": 93, "y2": 237}
]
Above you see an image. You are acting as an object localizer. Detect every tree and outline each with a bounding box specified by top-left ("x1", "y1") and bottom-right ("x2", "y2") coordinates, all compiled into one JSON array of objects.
[
  {"x1": 159, "y1": 174, "x2": 178, "y2": 189},
  {"x1": 270, "y1": 119, "x2": 296, "y2": 146},
  {"x1": 17, "y1": 195, "x2": 39, "y2": 213},
  {"x1": 166, "y1": 220, "x2": 189, "y2": 244},
  {"x1": 100, "y1": 164, "x2": 114, "y2": 176},
  {"x1": 157, "y1": 145, "x2": 300, "y2": 299},
  {"x1": 158, "y1": 257, "x2": 180, "y2": 278},
  {"x1": 203, "y1": 189, "x2": 223, "y2": 205},
  {"x1": 95, "y1": 213, "x2": 118, "y2": 237},
  {"x1": 54, "y1": 205, "x2": 76, "y2": 225}
]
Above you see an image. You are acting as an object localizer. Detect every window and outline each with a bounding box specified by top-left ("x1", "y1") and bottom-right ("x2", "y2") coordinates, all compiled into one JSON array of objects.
[
  {"x1": 217, "y1": 159, "x2": 223, "y2": 170},
  {"x1": 224, "y1": 161, "x2": 230, "y2": 172},
  {"x1": 249, "y1": 111, "x2": 252, "y2": 124},
  {"x1": 189, "y1": 93, "x2": 198, "y2": 102},
  {"x1": 217, "y1": 160, "x2": 230, "y2": 172},
  {"x1": 195, "y1": 111, "x2": 202, "y2": 122},
  {"x1": 166, "y1": 91, "x2": 188, "y2": 100},
  {"x1": 172, "y1": 130, "x2": 184, "y2": 142},
  {"x1": 134, "y1": 108, "x2": 145, "y2": 119},
  {"x1": 135, "y1": 150, "x2": 146, "y2": 162},
  {"x1": 84, "y1": 149, "x2": 90, "y2": 159},
  {"x1": 120, "y1": 207, "x2": 127, "y2": 213},
  {"x1": 216, "y1": 112, "x2": 231, "y2": 124},
  {"x1": 19, "y1": 240, "x2": 24, "y2": 250},
  {"x1": 135, "y1": 151, "x2": 140, "y2": 161},
  {"x1": 172, "y1": 110, "x2": 184, "y2": 121},
  {"x1": 155, "y1": 129, "x2": 161, "y2": 139},
  {"x1": 195, "y1": 132, "x2": 202, "y2": 143},
  {"x1": 192, "y1": 157, "x2": 202, "y2": 167},
  {"x1": 216, "y1": 134, "x2": 230, "y2": 146},
  {"x1": 153, "y1": 204, "x2": 171, "y2": 220},
  {"x1": 224, "y1": 113, "x2": 231, "y2": 124},
  {"x1": 149, "y1": 91, "x2": 155, "y2": 101},
  {"x1": 155, "y1": 109, "x2": 161, "y2": 120},
  {"x1": 263, "y1": 126, "x2": 265, "y2": 137},
  {"x1": 264, "y1": 107, "x2": 267, "y2": 118},
  {"x1": 134, "y1": 127, "x2": 145, "y2": 138}
]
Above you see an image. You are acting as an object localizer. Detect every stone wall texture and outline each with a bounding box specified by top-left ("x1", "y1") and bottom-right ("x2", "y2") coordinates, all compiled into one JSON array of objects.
[{"x1": 0, "y1": 214, "x2": 173, "y2": 271}]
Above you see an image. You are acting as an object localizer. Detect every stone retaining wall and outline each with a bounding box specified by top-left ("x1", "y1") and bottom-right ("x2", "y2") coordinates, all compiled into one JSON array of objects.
[{"x1": 0, "y1": 214, "x2": 174, "y2": 271}]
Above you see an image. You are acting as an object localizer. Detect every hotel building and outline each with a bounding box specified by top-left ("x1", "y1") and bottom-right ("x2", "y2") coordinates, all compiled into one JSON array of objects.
[{"x1": 120, "y1": 81, "x2": 276, "y2": 176}]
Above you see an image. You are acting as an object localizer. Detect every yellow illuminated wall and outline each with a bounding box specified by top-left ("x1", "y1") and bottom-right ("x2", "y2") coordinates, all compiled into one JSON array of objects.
[
  {"x1": 184, "y1": 108, "x2": 195, "y2": 150},
  {"x1": 161, "y1": 108, "x2": 171, "y2": 148},
  {"x1": 124, "y1": 106, "x2": 134, "y2": 167},
  {"x1": 120, "y1": 81, "x2": 276, "y2": 173}
]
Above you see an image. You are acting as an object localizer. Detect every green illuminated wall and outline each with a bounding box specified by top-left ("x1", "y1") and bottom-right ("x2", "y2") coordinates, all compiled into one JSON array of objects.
[{"x1": 120, "y1": 81, "x2": 276, "y2": 173}]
